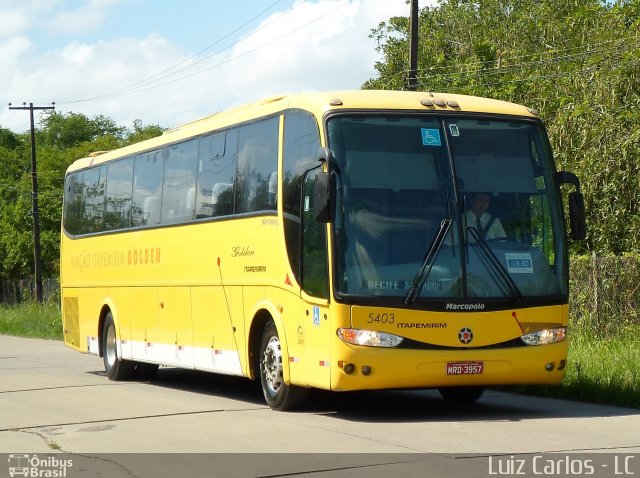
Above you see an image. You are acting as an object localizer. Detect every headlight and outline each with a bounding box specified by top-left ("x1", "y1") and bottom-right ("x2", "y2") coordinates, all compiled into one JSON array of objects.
[
  {"x1": 521, "y1": 327, "x2": 567, "y2": 346},
  {"x1": 337, "y1": 328, "x2": 404, "y2": 348}
]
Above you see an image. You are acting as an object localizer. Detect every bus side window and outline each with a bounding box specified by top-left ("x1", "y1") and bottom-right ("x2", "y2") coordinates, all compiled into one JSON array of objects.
[
  {"x1": 162, "y1": 139, "x2": 198, "y2": 224},
  {"x1": 63, "y1": 173, "x2": 82, "y2": 234},
  {"x1": 196, "y1": 130, "x2": 236, "y2": 218},
  {"x1": 72, "y1": 166, "x2": 107, "y2": 234},
  {"x1": 132, "y1": 151, "x2": 163, "y2": 227},
  {"x1": 282, "y1": 111, "x2": 321, "y2": 286},
  {"x1": 105, "y1": 157, "x2": 134, "y2": 230},
  {"x1": 211, "y1": 183, "x2": 233, "y2": 216},
  {"x1": 143, "y1": 196, "x2": 160, "y2": 225},
  {"x1": 235, "y1": 118, "x2": 278, "y2": 214}
]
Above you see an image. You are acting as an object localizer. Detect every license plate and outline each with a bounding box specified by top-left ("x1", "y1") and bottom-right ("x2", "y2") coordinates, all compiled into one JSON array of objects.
[{"x1": 446, "y1": 361, "x2": 484, "y2": 375}]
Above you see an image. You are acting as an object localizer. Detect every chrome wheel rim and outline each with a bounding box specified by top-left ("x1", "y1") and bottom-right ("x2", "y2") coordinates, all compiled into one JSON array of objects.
[
  {"x1": 262, "y1": 336, "x2": 283, "y2": 395},
  {"x1": 105, "y1": 324, "x2": 117, "y2": 368}
]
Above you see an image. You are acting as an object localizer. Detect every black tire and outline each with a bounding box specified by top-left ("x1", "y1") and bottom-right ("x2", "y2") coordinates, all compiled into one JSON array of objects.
[
  {"x1": 102, "y1": 312, "x2": 135, "y2": 380},
  {"x1": 438, "y1": 386, "x2": 485, "y2": 403},
  {"x1": 259, "y1": 321, "x2": 308, "y2": 411}
]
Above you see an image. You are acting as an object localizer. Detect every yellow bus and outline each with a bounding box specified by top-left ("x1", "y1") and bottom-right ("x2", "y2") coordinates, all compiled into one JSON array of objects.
[{"x1": 61, "y1": 90, "x2": 585, "y2": 410}]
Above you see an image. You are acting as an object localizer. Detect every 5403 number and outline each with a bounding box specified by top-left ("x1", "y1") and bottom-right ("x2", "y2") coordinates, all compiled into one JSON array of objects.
[{"x1": 367, "y1": 313, "x2": 395, "y2": 324}]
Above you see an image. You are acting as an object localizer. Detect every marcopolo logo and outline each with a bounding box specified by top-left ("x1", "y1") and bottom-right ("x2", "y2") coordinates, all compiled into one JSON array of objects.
[
  {"x1": 445, "y1": 302, "x2": 485, "y2": 311},
  {"x1": 8, "y1": 454, "x2": 73, "y2": 478}
]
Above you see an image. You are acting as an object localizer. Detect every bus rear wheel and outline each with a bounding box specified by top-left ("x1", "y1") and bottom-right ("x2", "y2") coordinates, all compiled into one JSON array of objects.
[
  {"x1": 259, "y1": 321, "x2": 308, "y2": 411},
  {"x1": 102, "y1": 312, "x2": 135, "y2": 380},
  {"x1": 438, "y1": 386, "x2": 484, "y2": 403}
]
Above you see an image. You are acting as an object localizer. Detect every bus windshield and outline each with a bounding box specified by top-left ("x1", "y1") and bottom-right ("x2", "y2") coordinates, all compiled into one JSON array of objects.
[{"x1": 328, "y1": 114, "x2": 567, "y2": 304}]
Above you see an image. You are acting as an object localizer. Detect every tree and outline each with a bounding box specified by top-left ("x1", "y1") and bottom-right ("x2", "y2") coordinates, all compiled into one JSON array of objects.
[
  {"x1": 0, "y1": 114, "x2": 163, "y2": 280},
  {"x1": 39, "y1": 112, "x2": 126, "y2": 149},
  {"x1": 365, "y1": 0, "x2": 640, "y2": 253},
  {"x1": 124, "y1": 119, "x2": 164, "y2": 145}
]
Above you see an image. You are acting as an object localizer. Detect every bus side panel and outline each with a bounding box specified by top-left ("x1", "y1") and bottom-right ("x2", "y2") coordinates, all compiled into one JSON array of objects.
[
  {"x1": 107, "y1": 287, "x2": 133, "y2": 360},
  {"x1": 298, "y1": 296, "x2": 331, "y2": 389},
  {"x1": 62, "y1": 290, "x2": 81, "y2": 351},
  {"x1": 243, "y1": 286, "x2": 289, "y2": 380},
  {"x1": 265, "y1": 287, "x2": 304, "y2": 386},
  {"x1": 191, "y1": 285, "x2": 244, "y2": 376},
  {"x1": 62, "y1": 286, "x2": 107, "y2": 354},
  {"x1": 258, "y1": 287, "x2": 332, "y2": 390},
  {"x1": 129, "y1": 287, "x2": 159, "y2": 364},
  {"x1": 157, "y1": 286, "x2": 193, "y2": 368}
]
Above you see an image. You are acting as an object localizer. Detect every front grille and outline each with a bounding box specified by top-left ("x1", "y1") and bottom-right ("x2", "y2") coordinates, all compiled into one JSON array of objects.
[{"x1": 398, "y1": 336, "x2": 525, "y2": 350}]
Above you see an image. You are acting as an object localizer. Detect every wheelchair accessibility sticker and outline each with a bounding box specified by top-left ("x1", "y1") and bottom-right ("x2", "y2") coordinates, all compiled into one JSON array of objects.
[
  {"x1": 421, "y1": 128, "x2": 441, "y2": 146},
  {"x1": 312, "y1": 306, "x2": 320, "y2": 326}
]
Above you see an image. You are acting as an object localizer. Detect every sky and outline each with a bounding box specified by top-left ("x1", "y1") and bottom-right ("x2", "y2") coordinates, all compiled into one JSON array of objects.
[{"x1": 0, "y1": 0, "x2": 412, "y2": 133}]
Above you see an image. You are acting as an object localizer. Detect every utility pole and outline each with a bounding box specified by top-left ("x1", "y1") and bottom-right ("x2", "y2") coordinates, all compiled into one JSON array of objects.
[
  {"x1": 408, "y1": 0, "x2": 419, "y2": 90},
  {"x1": 8, "y1": 102, "x2": 55, "y2": 303}
]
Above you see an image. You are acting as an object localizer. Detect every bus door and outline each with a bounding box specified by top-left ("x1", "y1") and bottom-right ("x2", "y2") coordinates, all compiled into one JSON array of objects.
[{"x1": 297, "y1": 170, "x2": 331, "y2": 388}]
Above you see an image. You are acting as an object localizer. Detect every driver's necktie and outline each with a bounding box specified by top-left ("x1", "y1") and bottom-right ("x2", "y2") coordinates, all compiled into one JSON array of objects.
[{"x1": 476, "y1": 217, "x2": 485, "y2": 239}]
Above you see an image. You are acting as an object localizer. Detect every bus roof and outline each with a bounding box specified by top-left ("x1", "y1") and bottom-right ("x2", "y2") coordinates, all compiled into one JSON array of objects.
[{"x1": 66, "y1": 89, "x2": 538, "y2": 173}]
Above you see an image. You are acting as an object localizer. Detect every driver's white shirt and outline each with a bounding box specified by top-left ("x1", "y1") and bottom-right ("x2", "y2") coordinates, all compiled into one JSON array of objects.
[{"x1": 463, "y1": 210, "x2": 506, "y2": 240}]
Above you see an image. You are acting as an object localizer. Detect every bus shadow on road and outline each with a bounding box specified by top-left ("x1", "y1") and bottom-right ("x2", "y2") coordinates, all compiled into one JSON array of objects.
[
  {"x1": 144, "y1": 367, "x2": 266, "y2": 407},
  {"x1": 305, "y1": 387, "x2": 640, "y2": 423},
  {"x1": 125, "y1": 367, "x2": 638, "y2": 423}
]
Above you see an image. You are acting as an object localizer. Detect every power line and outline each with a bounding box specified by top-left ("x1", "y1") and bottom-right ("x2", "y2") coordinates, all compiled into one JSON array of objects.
[
  {"x1": 65, "y1": 1, "x2": 287, "y2": 104},
  {"x1": 61, "y1": 0, "x2": 351, "y2": 104},
  {"x1": 426, "y1": 40, "x2": 639, "y2": 81},
  {"x1": 416, "y1": 37, "x2": 635, "y2": 75},
  {"x1": 377, "y1": 37, "x2": 640, "y2": 85},
  {"x1": 108, "y1": 0, "x2": 352, "y2": 98},
  {"x1": 418, "y1": 65, "x2": 601, "y2": 92},
  {"x1": 377, "y1": 38, "x2": 640, "y2": 88},
  {"x1": 61, "y1": 0, "x2": 313, "y2": 105}
]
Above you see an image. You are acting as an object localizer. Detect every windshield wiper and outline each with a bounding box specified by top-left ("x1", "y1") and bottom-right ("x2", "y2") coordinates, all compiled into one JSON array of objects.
[
  {"x1": 466, "y1": 227, "x2": 523, "y2": 305},
  {"x1": 405, "y1": 219, "x2": 452, "y2": 305}
]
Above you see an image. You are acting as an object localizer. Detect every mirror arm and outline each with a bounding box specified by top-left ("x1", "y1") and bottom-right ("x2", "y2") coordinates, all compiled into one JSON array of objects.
[
  {"x1": 313, "y1": 147, "x2": 334, "y2": 223},
  {"x1": 556, "y1": 170, "x2": 581, "y2": 191}
]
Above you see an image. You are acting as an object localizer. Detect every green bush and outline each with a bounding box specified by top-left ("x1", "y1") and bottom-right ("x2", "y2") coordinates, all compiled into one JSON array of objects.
[{"x1": 0, "y1": 300, "x2": 62, "y2": 340}]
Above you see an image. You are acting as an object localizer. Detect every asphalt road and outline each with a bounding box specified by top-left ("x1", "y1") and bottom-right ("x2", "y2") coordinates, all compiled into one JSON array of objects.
[{"x1": 1, "y1": 334, "x2": 638, "y2": 478}]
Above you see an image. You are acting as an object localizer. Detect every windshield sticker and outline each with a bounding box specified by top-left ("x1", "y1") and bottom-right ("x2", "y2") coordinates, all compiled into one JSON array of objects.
[
  {"x1": 366, "y1": 280, "x2": 442, "y2": 292},
  {"x1": 449, "y1": 124, "x2": 460, "y2": 136},
  {"x1": 505, "y1": 253, "x2": 533, "y2": 274},
  {"x1": 367, "y1": 280, "x2": 410, "y2": 290},
  {"x1": 421, "y1": 128, "x2": 441, "y2": 146}
]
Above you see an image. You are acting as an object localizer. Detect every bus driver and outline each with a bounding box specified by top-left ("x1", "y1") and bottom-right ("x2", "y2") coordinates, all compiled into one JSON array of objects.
[{"x1": 465, "y1": 192, "x2": 507, "y2": 241}]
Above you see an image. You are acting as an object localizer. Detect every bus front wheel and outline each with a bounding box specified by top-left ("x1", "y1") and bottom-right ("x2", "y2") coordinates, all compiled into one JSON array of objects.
[
  {"x1": 102, "y1": 312, "x2": 135, "y2": 380},
  {"x1": 438, "y1": 386, "x2": 484, "y2": 403},
  {"x1": 259, "y1": 321, "x2": 308, "y2": 411}
]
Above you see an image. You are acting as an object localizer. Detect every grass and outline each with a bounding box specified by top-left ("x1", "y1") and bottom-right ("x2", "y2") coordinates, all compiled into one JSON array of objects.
[
  {"x1": 512, "y1": 326, "x2": 640, "y2": 409},
  {"x1": 0, "y1": 301, "x2": 638, "y2": 409},
  {"x1": 0, "y1": 301, "x2": 63, "y2": 340}
]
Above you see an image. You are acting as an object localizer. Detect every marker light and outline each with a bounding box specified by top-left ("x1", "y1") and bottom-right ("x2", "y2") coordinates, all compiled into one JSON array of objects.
[
  {"x1": 337, "y1": 328, "x2": 403, "y2": 348},
  {"x1": 520, "y1": 327, "x2": 567, "y2": 346}
]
